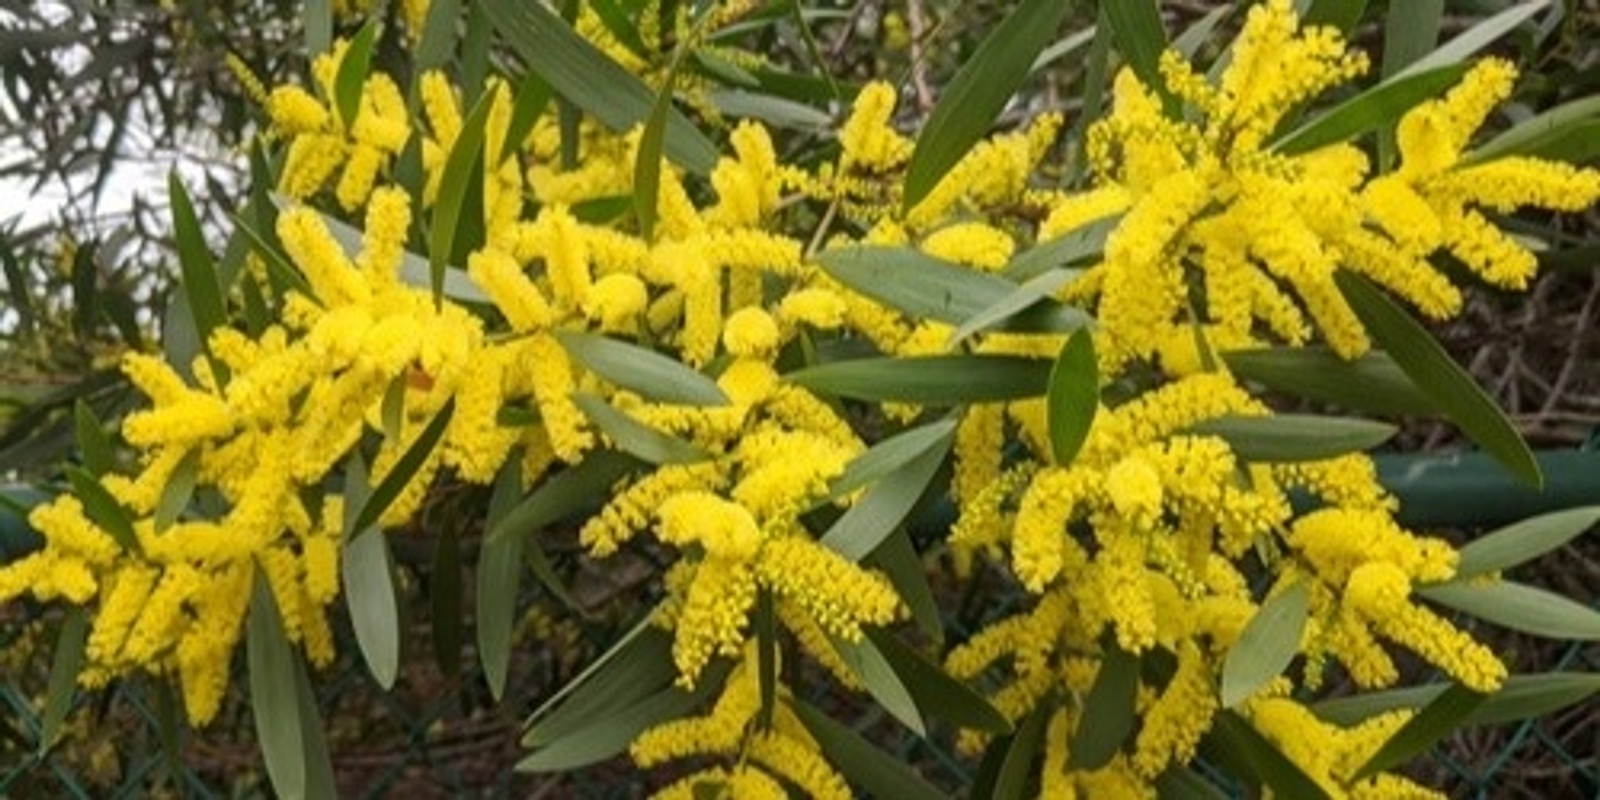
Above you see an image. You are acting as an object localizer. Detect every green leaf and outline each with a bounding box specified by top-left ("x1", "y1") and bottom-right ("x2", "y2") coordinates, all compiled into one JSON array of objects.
[
  {"x1": 822, "y1": 417, "x2": 959, "y2": 504},
  {"x1": 431, "y1": 529, "x2": 463, "y2": 676},
  {"x1": 1186, "y1": 414, "x2": 1396, "y2": 463},
  {"x1": 37, "y1": 608, "x2": 87, "y2": 754},
  {"x1": 792, "y1": 699, "x2": 946, "y2": 800},
  {"x1": 866, "y1": 528, "x2": 942, "y2": 643},
  {"x1": 519, "y1": 664, "x2": 718, "y2": 771},
  {"x1": 1155, "y1": 766, "x2": 1233, "y2": 800},
  {"x1": 333, "y1": 20, "x2": 379, "y2": 129},
  {"x1": 1273, "y1": 65, "x2": 1469, "y2": 155},
  {"x1": 153, "y1": 448, "x2": 200, "y2": 531},
  {"x1": 710, "y1": 89, "x2": 832, "y2": 130},
  {"x1": 1300, "y1": 0, "x2": 1369, "y2": 33},
  {"x1": 1465, "y1": 96, "x2": 1600, "y2": 165},
  {"x1": 571, "y1": 392, "x2": 708, "y2": 464},
  {"x1": 1221, "y1": 582, "x2": 1309, "y2": 708},
  {"x1": 1171, "y1": 5, "x2": 1231, "y2": 59},
  {"x1": 866, "y1": 628, "x2": 1010, "y2": 734},
  {"x1": 786, "y1": 355, "x2": 1052, "y2": 405},
  {"x1": 1452, "y1": 506, "x2": 1600, "y2": 581},
  {"x1": 1102, "y1": 0, "x2": 1173, "y2": 112},
  {"x1": 484, "y1": 0, "x2": 718, "y2": 173},
  {"x1": 348, "y1": 399, "x2": 455, "y2": 541},
  {"x1": 1394, "y1": 0, "x2": 1552, "y2": 80},
  {"x1": 169, "y1": 173, "x2": 227, "y2": 378},
  {"x1": 993, "y1": 702, "x2": 1051, "y2": 800},
  {"x1": 1334, "y1": 271, "x2": 1540, "y2": 488},
  {"x1": 820, "y1": 425, "x2": 952, "y2": 561},
  {"x1": 524, "y1": 620, "x2": 677, "y2": 746},
  {"x1": 901, "y1": 0, "x2": 1072, "y2": 211},
  {"x1": 487, "y1": 449, "x2": 641, "y2": 546},
  {"x1": 1380, "y1": 0, "x2": 1442, "y2": 78},
  {"x1": 342, "y1": 453, "x2": 401, "y2": 690},
  {"x1": 478, "y1": 457, "x2": 526, "y2": 700},
  {"x1": 833, "y1": 633, "x2": 926, "y2": 736},
  {"x1": 1003, "y1": 217, "x2": 1117, "y2": 283},
  {"x1": 65, "y1": 467, "x2": 139, "y2": 553},
  {"x1": 501, "y1": 74, "x2": 554, "y2": 162},
  {"x1": 293, "y1": 653, "x2": 337, "y2": 800},
  {"x1": 1416, "y1": 581, "x2": 1600, "y2": 640},
  {"x1": 1223, "y1": 347, "x2": 1434, "y2": 417},
  {"x1": 1070, "y1": 644, "x2": 1138, "y2": 770},
  {"x1": 429, "y1": 91, "x2": 494, "y2": 301},
  {"x1": 950, "y1": 269, "x2": 1087, "y2": 348},
  {"x1": 302, "y1": 203, "x2": 488, "y2": 303},
  {"x1": 248, "y1": 566, "x2": 307, "y2": 800},
  {"x1": 1312, "y1": 672, "x2": 1600, "y2": 728},
  {"x1": 1206, "y1": 710, "x2": 1332, "y2": 800},
  {"x1": 414, "y1": 0, "x2": 460, "y2": 74},
  {"x1": 304, "y1": 0, "x2": 332, "y2": 55},
  {"x1": 1047, "y1": 330, "x2": 1097, "y2": 466},
  {"x1": 556, "y1": 331, "x2": 729, "y2": 406},
  {"x1": 72, "y1": 400, "x2": 115, "y2": 477},
  {"x1": 1352, "y1": 683, "x2": 1485, "y2": 780}
]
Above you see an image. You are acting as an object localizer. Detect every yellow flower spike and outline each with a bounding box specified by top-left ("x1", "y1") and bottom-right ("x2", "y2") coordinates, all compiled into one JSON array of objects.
[
  {"x1": 755, "y1": 535, "x2": 901, "y2": 641},
  {"x1": 1131, "y1": 641, "x2": 1216, "y2": 778},
  {"x1": 733, "y1": 428, "x2": 853, "y2": 519},
  {"x1": 581, "y1": 464, "x2": 723, "y2": 556},
  {"x1": 721, "y1": 306, "x2": 780, "y2": 358},
  {"x1": 838, "y1": 81, "x2": 911, "y2": 174},
  {"x1": 1096, "y1": 534, "x2": 1160, "y2": 653},
  {"x1": 1105, "y1": 457, "x2": 1163, "y2": 529},
  {"x1": 776, "y1": 287, "x2": 849, "y2": 331},
  {"x1": 121, "y1": 565, "x2": 201, "y2": 664},
  {"x1": 176, "y1": 562, "x2": 252, "y2": 723},
  {"x1": 656, "y1": 492, "x2": 763, "y2": 560},
  {"x1": 1040, "y1": 185, "x2": 1132, "y2": 241},
  {"x1": 267, "y1": 85, "x2": 328, "y2": 133},
  {"x1": 582, "y1": 273, "x2": 649, "y2": 333},
  {"x1": 672, "y1": 559, "x2": 759, "y2": 685},
  {"x1": 524, "y1": 333, "x2": 593, "y2": 462},
  {"x1": 467, "y1": 248, "x2": 553, "y2": 332},
  {"x1": 277, "y1": 207, "x2": 371, "y2": 308},
  {"x1": 1344, "y1": 562, "x2": 1505, "y2": 692},
  {"x1": 1012, "y1": 467, "x2": 1092, "y2": 592},
  {"x1": 26, "y1": 496, "x2": 120, "y2": 568},
  {"x1": 922, "y1": 222, "x2": 1015, "y2": 271},
  {"x1": 85, "y1": 565, "x2": 158, "y2": 665},
  {"x1": 747, "y1": 731, "x2": 852, "y2": 800},
  {"x1": 777, "y1": 595, "x2": 862, "y2": 689}
]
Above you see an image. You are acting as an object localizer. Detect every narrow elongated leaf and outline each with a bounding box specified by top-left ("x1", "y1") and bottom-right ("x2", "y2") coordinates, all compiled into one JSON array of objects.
[
  {"x1": 501, "y1": 74, "x2": 554, "y2": 161},
  {"x1": 169, "y1": 174, "x2": 226, "y2": 368},
  {"x1": 65, "y1": 467, "x2": 138, "y2": 553},
  {"x1": 1394, "y1": 0, "x2": 1552, "y2": 79},
  {"x1": 154, "y1": 448, "x2": 200, "y2": 531},
  {"x1": 1273, "y1": 65, "x2": 1469, "y2": 154},
  {"x1": 524, "y1": 620, "x2": 676, "y2": 745},
  {"x1": 304, "y1": 0, "x2": 332, "y2": 55},
  {"x1": 709, "y1": 89, "x2": 832, "y2": 129},
  {"x1": 293, "y1": 654, "x2": 337, "y2": 800},
  {"x1": 1417, "y1": 581, "x2": 1600, "y2": 640},
  {"x1": 1102, "y1": 0, "x2": 1173, "y2": 112},
  {"x1": 902, "y1": 0, "x2": 1071, "y2": 211},
  {"x1": 571, "y1": 393, "x2": 708, "y2": 464},
  {"x1": 792, "y1": 699, "x2": 945, "y2": 800},
  {"x1": 1302, "y1": 0, "x2": 1369, "y2": 33},
  {"x1": 1466, "y1": 96, "x2": 1600, "y2": 165},
  {"x1": 73, "y1": 400, "x2": 114, "y2": 476},
  {"x1": 1187, "y1": 414, "x2": 1396, "y2": 463},
  {"x1": 993, "y1": 702, "x2": 1051, "y2": 800},
  {"x1": 483, "y1": 0, "x2": 717, "y2": 173},
  {"x1": 1070, "y1": 644, "x2": 1139, "y2": 769},
  {"x1": 1313, "y1": 672, "x2": 1600, "y2": 728},
  {"x1": 816, "y1": 246, "x2": 1025, "y2": 325},
  {"x1": 248, "y1": 568, "x2": 306, "y2": 800},
  {"x1": 787, "y1": 355, "x2": 1052, "y2": 405},
  {"x1": 1171, "y1": 5, "x2": 1231, "y2": 59},
  {"x1": 1155, "y1": 766, "x2": 1233, "y2": 800},
  {"x1": 556, "y1": 331, "x2": 729, "y2": 406},
  {"x1": 479, "y1": 457, "x2": 525, "y2": 700},
  {"x1": 867, "y1": 628, "x2": 1010, "y2": 734},
  {"x1": 1004, "y1": 218, "x2": 1116, "y2": 282},
  {"x1": 429, "y1": 92, "x2": 494, "y2": 300},
  {"x1": 1223, "y1": 347, "x2": 1434, "y2": 416},
  {"x1": 1353, "y1": 683, "x2": 1486, "y2": 780},
  {"x1": 37, "y1": 608, "x2": 87, "y2": 754},
  {"x1": 487, "y1": 449, "x2": 641, "y2": 545},
  {"x1": 950, "y1": 269, "x2": 1086, "y2": 348},
  {"x1": 519, "y1": 680, "x2": 714, "y2": 771},
  {"x1": 1222, "y1": 583, "x2": 1309, "y2": 708},
  {"x1": 867, "y1": 528, "x2": 942, "y2": 642},
  {"x1": 756, "y1": 591, "x2": 777, "y2": 729},
  {"x1": 1380, "y1": 0, "x2": 1443, "y2": 78},
  {"x1": 414, "y1": 0, "x2": 460, "y2": 74},
  {"x1": 833, "y1": 633, "x2": 926, "y2": 736},
  {"x1": 1047, "y1": 330, "x2": 1097, "y2": 466},
  {"x1": 342, "y1": 458, "x2": 401, "y2": 689},
  {"x1": 823, "y1": 417, "x2": 959, "y2": 504},
  {"x1": 1206, "y1": 709, "x2": 1332, "y2": 800},
  {"x1": 349, "y1": 399, "x2": 456, "y2": 541},
  {"x1": 1335, "y1": 272, "x2": 1540, "y2": 487},
  {"x1": 1453, "y1": 506, "x2": 1600, "y2": 580},
  {"x1": 820, "y1": 427, "x2": 952, "y2": 561},
  {"x1": 333, "y1": 20, "x2": 378, "y2": 128}
]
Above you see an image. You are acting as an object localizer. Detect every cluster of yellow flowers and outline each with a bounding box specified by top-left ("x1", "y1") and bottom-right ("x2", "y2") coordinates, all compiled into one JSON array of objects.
[{"x1": 3, "y1": 0, "x2": 1597, "y2": 795}]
